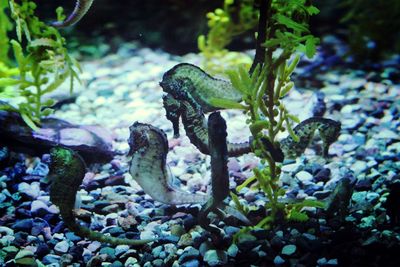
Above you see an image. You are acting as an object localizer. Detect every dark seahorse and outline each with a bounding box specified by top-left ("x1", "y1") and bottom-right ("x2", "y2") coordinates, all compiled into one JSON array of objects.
[
  {"x1": 160, "y1": 63, "x2": 252, "y2": 157},
  {"x1": 127, "y1": 122, "x2": 209, "y2": 205},
  {"x1": 49, "y1": 147, "x2": 154, "y2": 245},
  {"x1": 163, "y1": 95, "x2": 251, "y2": 157},
  {"x1": 162, "y1": 64, "x2": 340, "y2": 161},
  {"x1": 198, "y1": 112, "x2": 231, "y2": 234},
  {"x1": 51, "y1": 0, "x2": 94, "y2": 27},
  {"x1": 280, "y1": 117, "x2": 341, "y2": 159}
]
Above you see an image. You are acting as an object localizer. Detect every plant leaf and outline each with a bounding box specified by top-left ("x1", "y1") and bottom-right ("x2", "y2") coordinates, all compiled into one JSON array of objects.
[{"x1": 209, "y1": 97, "x2": 248, "y2": 110}]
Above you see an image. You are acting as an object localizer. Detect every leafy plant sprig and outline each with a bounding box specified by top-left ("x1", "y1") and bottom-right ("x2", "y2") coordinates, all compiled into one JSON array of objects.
[
  {"x1": 0, "y1": 0, "x2": 81, "y2": 130},
  {"x1": 210, "y1": 0, "x2": 322, "y2": 231},
  {"x1": 198, "y1": 0, "x2": 259, "y2": 75}
]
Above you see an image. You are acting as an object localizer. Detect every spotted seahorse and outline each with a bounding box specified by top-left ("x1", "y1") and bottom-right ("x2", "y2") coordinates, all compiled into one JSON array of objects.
[
  {"x1": 160, "y1": 63, "x2": 251, "y2": 157},
  {"x1": 51, "y1": 0, "x2": 94, "y2": 27},
  {"x1": 49, "y1": 147, "x2": 154, "y2": 245},
  {"x1": 127, "y1": 122, "x2": 209, "y2": 205},
  {"x1": 280, "y1": 117, "x2": 341, "y2": 159}
]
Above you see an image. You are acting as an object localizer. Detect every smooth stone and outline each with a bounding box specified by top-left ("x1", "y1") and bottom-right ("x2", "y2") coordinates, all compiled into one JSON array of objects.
[
  {"x1": 18, "y1": 182, "x2": 40, "y2": 199},
  {"x1": 274, "y1": 255, "x2": 285, "y2": 265},
  {"x1": 14, "y1": 249, "x2": 34, "y2": 260},
  {"x1": 282, "y1": 162, "x2": 301, "y2": 173},
  {"x1": 180, "y1": 259, "x2": 200, "y2": 267},
  {"x1": 31, "y1": 162, "x2": 49, "y2": 176},
  {"x1": 203, "y1": 250, "x2": 228, "y2": 267},
  {"x1": 0, "y1": 226, "x2": 14, "y2": 236},
  {"x1": 31, "y1": 200, "x2": 56, "y2": 215},
  {"x1": 178, "y1": 247, "x2": 200, "y2": 263},
  {"x1": 54, "y1": 240, "x2": 70, "y2": 254},
  {"x1": 351, "y1": 161, "x2": 368, "y2": 175},
  {"x1": 313, "y1": 190, "x2": 332, "y2": 199},
  {"x1": 281, "y1": 244, "x2": 297, "y2": 256},
  {"x1": 327, "y1": 259, "x2": 339, "y2": 266},
  {"x1": 12, "y1": 219, "x2": 33, "y2": 232},
  {"x1": 314, "y1": 168, "x2": 331, "y2": 183},
  {"x1": 115, "y1": 245, "x2": 130, "y2": 257},
  {"x1": 227, "y1": 244, "x2": 239, "y2": 257},
  {"x1": 99, "y1": 247, "x2": 116, "y2": 261},
  {"x1": 375, "y1": 129, "x2": 399, "y2": 139},
  {"x1": 296, "y1": 171, "x2": 314, "y2": 183},
  {"x1": 359, "y1": 216, "x2": 376, "y2": 229}
]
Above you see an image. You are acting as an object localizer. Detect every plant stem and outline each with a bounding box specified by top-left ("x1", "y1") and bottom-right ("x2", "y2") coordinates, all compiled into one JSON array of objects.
[{"x1": 250, "y1": 0, "x2": 269, "y2": 75}]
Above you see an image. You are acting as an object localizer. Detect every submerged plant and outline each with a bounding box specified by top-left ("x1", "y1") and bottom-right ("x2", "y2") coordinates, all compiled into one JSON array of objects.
[
  {"x1": 208, "y1": 0, "x2": 334, "y2": 232},
  {"x1": 198, "y1": 0, "x2": 259, "y2": 74},
  {"x1": 0, "y1": 0, "x2": 81, "y2": 129}
]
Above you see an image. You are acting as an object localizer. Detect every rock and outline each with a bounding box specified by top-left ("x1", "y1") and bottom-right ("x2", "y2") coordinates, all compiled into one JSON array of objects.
[
  {"x1": 0, "y1": 110, "x2": 115, "y2": 163},
  {"x1": 274, "y1": 255, "x2": 285, "y2": 265},
  {"x1": 236, "y1": 233, "x2": 258, "y2": 251},
  {"x1": 296, "y1": 171, "x2": 314, "y2": 183},
  {"x1": 227, "y1": 244, "x2": 239, "y2": 257},
  {"x1": 359, "y1": 216, "x2": 376, "y2": 229},
  {"x1": 30, "y1": 200, "x2": 56, "y2": 216},
  {"x1": 313, "y1": 190, "x2": 332, "y2": 199},
  {"x1": 375, "y1": 129, "x2": 399, "y2": 140},
  {"x1": 314, "y1": 168, "x2": 331, "y2": 183},
  {"x1": 54, "y1": 240, "x2": 70, "y2": 254},
  {"x1": 99, "y1": 247, "x2": 116, "y2": 261},
  {"x1": 18, "y1": 182, "x2": 40, "y2": 199},
  {"x1": 180, "y1": 259, "x2": 200, "y2": 267},
  {"x1": 351, "y1": 161, "x2": 368, "y2": 175},
  {"x1": 104, "y1": 175, "x2": 127, "y2": 186},
  {"x1": 12, "y1": 219, "x2": 33, "y2": 232},
  {"x1": 14, "y1": 249, "x2": 35, "y2": 265},
  {"x1": 203, "y1": 250, "x2": 228, "y2": 266},
  {"x1": 30, "y1": 162, "x2": 49, "y2": 176},
  {"x1": 0, "y1": 226, "x2": 14, "y2": 236},
  {"x1": 178, "y1": 246, "x2": 200, "y2": 263},
  {"x1": 355, "y1": 178, "x2": 372, "y2": 191},
  {"x1": 281, "y1": 244, "x2": 297, "y2": 256},
  {"x1": 115, "y1": 245, "x2": 130, "y2": 257}
]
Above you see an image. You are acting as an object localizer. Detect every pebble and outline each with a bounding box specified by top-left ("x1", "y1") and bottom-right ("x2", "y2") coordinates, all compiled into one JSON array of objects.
[
  {"x1": 274, "y1": 255, "x2": 286, "y2": 265},
  {"x1": 54, "y1": 240, "x2": 70, "y2": 254},
  {"x1": 281, "y1": 244, "x2": 297, "y2": 256},
  {"x1": 203, "y1": 250, "x2": 228, "y2": 266}
]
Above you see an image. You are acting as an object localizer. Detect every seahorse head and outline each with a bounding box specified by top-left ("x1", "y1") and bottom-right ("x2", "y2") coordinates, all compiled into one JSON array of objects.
[{"x1": 127, "y1": 122, "x2": 169, "y2": 156}]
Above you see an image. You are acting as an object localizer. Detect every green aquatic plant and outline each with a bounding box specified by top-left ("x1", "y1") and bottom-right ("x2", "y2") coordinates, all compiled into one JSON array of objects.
[
  {"x1": 0, "y1": 0, "x2": 81, "y2": 130},
  {"x1": 198, "y1": 0, "x2": 259, "y2": 74},
  {"x1": 0, "y1": 0, "x2": 12, "y2": 65},
  {"x1": 209, "y1": 0, "x2": 331, "y2": 231}
]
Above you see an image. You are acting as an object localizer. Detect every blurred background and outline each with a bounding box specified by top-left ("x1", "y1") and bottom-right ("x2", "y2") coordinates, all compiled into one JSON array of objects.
[{"x1": 32, "y1": 0, "x2": 400, "y2": 60}]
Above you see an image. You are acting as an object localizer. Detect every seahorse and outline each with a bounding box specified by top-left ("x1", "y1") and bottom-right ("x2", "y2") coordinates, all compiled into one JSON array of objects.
[
  {"x1": 198, "y1": 112, "x2": 230, "y2": 234},
  {"x1": 127, "y1": 122, "x2": 209, "y2": 205},
  {"x1": 280, "y1": 117, "x2": 341, "y2": 159},
  {"x1": 51, "y1": 0, "x2": 94, "y2": 27},
  {"x1": 49, "y1": 147, "x2": 154, "y2": 245},
  {"x1": 160, "y1": 64, "x2": 251, "y2": 157},
  {"x1": 163, "y1": 94, "x2": 251, "y2": 157},
  {"x1": 160, "y1": 64, "x2": 342, "y2": 162}
]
